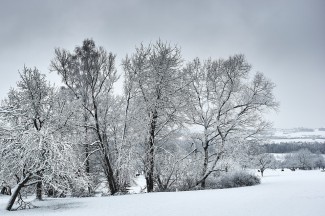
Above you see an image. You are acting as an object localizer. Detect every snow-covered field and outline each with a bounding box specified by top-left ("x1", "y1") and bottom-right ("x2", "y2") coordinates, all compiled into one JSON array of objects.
[
  {"x1": 273, "y1": 128, "x2": 325, "y2": 138},
  {"x1": 270, "y1": 138, "x2": 325, "y2": 144},
  {"x1": 268, "y1": 128, "x2": 325, "y2": 144},
  {"x1": 272, "y1": 153, "x2": 325, "y2": 162},
  {"x1": 1, "y1": 170, "x2": 324, "y2": 216}
]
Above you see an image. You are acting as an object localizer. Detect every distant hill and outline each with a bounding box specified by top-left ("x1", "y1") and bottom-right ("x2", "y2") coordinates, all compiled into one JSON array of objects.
[{"x1": 265, "y1": 128, "x2": 325, "y2": 144}]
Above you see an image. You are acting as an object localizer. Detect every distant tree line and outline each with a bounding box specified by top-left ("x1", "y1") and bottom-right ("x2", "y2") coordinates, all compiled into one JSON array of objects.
[
  {"x1": 263, "y1": 142, "x2": 325, "y2": 154},
  {"x1": 294, "y1": 128, "x2": 315, "y2": 132}
]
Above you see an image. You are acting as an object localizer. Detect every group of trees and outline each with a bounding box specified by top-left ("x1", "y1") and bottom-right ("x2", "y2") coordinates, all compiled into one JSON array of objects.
[
  {"x1": 263, "y1": 142, "x2": 325, "y2": 154},
  {"x1": 0, "y1": 39, "x2": 278, "y2": 210},
  {"x1": 251, "y1": 148, "x2": 325, "y2": 176},
  {"x1": 282, "y1": 149, "x2": 325, "y2": 170}
]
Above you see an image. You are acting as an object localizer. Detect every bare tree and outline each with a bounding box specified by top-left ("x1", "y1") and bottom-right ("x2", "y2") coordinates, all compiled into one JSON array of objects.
[
  {"x1": 7, "y1": 67, "x2": 55, "y2": 200},
  {"x1": 183, "y1": 55, "x2": 278, "y2": 188},
  {"x1": 122, "y1": 40, "x2": 186, "y2": 192},
  {"x1": 295, "y1": 148, "x2": 315, "y2": 170},
  {"x1": 253, "y1": 153, "x2": 276, "y2": 177},
  {"x1": 50, "y1": 39, "x2": 119, "y2": 194},
  {"x1": 0, "y1": 68, "x2": 87, "y2": 211},
  {"x1": 314, "y1": 151, "x2": 325, "y2": 170}
]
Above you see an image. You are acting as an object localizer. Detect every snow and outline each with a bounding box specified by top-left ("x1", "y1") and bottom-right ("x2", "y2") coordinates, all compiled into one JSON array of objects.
[
  {"x1": 273, "y1": 128, "x2": 325, "y2": 138},
  {"x1": 270, "y1": 138, "x2": 325, "y2": 144},
  {"x1": 1, "y1": 170, "x2": 324, "y2": 216},
  {"x1": 268, "y1": 128, "x2": 325, "y2": 144},
  {"x1": 272, "y1": 153, "x2": 287, "y2": 162},
  {"x1": 127, "y1": 174, "x2": 147, "y2": 193}
]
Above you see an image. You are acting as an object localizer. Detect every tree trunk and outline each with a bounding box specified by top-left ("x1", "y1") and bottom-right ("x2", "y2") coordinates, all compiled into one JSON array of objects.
[
  {"x1": 92, "y1": 97, "x2": 118, "y2": 195},
  {"x1": 200, "y1": 129, "x2": 209, "y2": 189},
  {"x1": 36, "y1": 181, "x2": 42, "y2": 200},
  {"x1": 84, "y1": 111, "x2": 90, "y2": 175},
  {"x1": 201, "y1": 144, "x2": 209, "y2": 188},
  {"x1": 85, "y1": 137, "x2": 90, "y2": 174},
  {"x1": 103, "y1": 153, "x2": 118, "y2": 195},
  {"x1": 34, "y1": 169, "x2": 43, "y2": 200},
  {"x1": 146, "y1": 142, "x2": 155, "y2": 192},
  {"x1": 85, "y1": 142, "x2": 91, "y2": 195},
  {"x1": 195, "y1": 138, "x2": 224, "y2": 189},
  {"x1": 6, "y1": 174, "x2": 31, "y2": 211},
  {"x1": 96, "y1": 135, "x2": 118, "y2": 195},
  {"x1": 83, "y1": 110, "x2": 92, "y2": 195},
  {"x1": 146, "y1": 110, "x2": 157, "y2": 192}
]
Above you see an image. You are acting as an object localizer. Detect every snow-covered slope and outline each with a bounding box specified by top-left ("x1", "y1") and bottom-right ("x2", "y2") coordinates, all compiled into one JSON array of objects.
[
  {"x1": 1, "y1": 170, "x2": 324, "y2": 216},
  {"x1": 267, "y1": 128, "x2": 325, "y2": 144}
]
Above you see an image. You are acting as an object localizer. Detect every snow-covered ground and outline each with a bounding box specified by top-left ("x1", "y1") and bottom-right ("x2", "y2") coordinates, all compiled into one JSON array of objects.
[
  {"x1": 272, "y1": 153, "x2": 325, "y2": 162},
  {"x1": 273, "y1": 128, "x2": 325, "y2": 138},
  {"x1": 273, "y1": 153, "x2": 287, "y2": 162},
  {"x1": 127, "y1": 174, "x2": 147, "y2": 193},
  {"x1": 1, "y1": 170, "x2": 324, "y2": 216},
  {"x1": 270, "y1": 138, "x2": 325, "y2": 144},
  {"x1": 267, "y1": 128, "x2": 325, "y2": 144}
]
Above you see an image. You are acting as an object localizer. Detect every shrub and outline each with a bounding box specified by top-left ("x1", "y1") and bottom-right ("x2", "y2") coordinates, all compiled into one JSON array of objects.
[
  {"x1": 217, "y1": 170, "x2": 260, "y2": 189},
  {"x1": 177, "y1": 176, "x2": 198, "y2": 191}
]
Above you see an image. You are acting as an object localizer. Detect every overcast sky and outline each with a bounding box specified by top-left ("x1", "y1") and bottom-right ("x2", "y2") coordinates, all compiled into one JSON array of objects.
[{"x1": 0, "y1": 0, "x2": 324, "y2": 129}]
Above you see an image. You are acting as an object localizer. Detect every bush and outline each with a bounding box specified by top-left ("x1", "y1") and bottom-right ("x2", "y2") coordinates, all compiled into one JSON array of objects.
[
  {"x1": 217, "y1": 170, "x2": 260, "y2": 189},
  {"x1": 171, "y1": 171, "x2": 260, "y2": 191},
  {"x1": 177, "y1": 176, "x2": 198, "y2": 191}
]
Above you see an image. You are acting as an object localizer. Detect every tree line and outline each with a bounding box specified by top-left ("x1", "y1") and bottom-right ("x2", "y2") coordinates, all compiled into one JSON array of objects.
[
  {"x1": 0, "y1": 39, "x2": 278, "y2": 211},
  {"x1": 263, "y1": 143, "x2": 325, "y2": 154}
]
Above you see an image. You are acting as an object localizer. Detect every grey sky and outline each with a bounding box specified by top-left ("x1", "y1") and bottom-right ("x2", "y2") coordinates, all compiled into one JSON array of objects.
[{"x1": 0, "y1": 0, "x2": 324, "y2": 128}]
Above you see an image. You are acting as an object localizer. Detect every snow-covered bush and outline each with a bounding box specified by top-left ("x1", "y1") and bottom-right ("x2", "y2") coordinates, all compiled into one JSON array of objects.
[
  {"x1": 176, "y1": 176, "x2": 198, "y2": 191},
  {"x1": 217, "y1": 171, "x2": 260, "y2": 189}
]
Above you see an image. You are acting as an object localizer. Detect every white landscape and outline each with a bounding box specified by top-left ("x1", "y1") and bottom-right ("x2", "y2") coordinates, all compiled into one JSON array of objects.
[
  {"x1": 268, "y1": 128, "x2": 325, "y2": 144},
  {"x1": 1, "y1": 1, "x2": 324, "y2": 215},
  {"x1": 0, "y1": 170, "x2": 324, "y2": 216}
]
